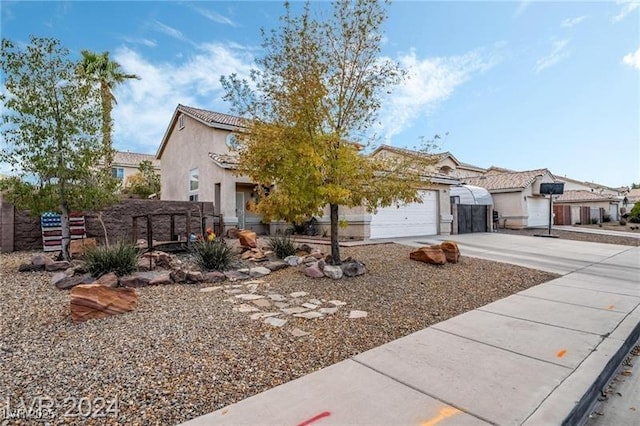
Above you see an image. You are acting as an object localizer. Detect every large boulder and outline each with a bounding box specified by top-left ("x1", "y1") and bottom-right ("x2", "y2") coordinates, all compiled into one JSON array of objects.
[
  {"x1": 46, "y1": 261, "x2": 71, "y2": 272},
  {"x1": 149, "y1": 272, "x2": 173, "y2": 286},
  {"x1": 238, "y1": 230, "x2": 258, "y2": 248},
  {"x1": 120, "y1": 273, "x2": 152, "y2": 288},
  {"x1": 137, "y1": 257, "x2": 155, "y2": 272},
  {"x1": 341, "y1": 260, "x2": 367, "y2": 277},
  {"x1": 32, "y1": 254, "x2": 54, "y2": 267},
  {"x1": 55, "y1": 274, "x2": 94, "y2": 290},
  {"x1": 304, "y1": 263, "x2": 325, "y2": 278},
  {"x1": 264, "y1": 260, "x2": 288, "y2": 271},
  {"x1": 69, "y1": 238, "x2": 97, "y2": 258},
  {"x1": 438, "y1": 241, "x2": 460, "y2": 264},
  {"x1": 170, "y1": 268, "x2": 187, "y2": 284},
  {"x1": 410, "y1": 247, "x2": 446, "y2": 265},
  {"x1": 203, "y1": 271, "x2": 226, "y2": 283},
  {"x1": 323, "y1": 265, "x2": 343, "y2": 280},
  {"x1": 70, "y1": 284, "x2": 137, "y2": 322},
  {"x1": 95, "y1": 272, "x2": 119, "y2": 288}
]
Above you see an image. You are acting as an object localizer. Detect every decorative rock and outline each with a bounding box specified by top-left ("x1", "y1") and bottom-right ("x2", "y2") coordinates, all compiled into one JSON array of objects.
[
  {"x1": 310, "y1": 249, "x2": 324, "y2": 259},
  {"x1": 264, "y1": 260, "x2": 288, "y2": 271},
  {"x1": 95, "y1": 272, "x2": 119, "y2": 288},
  {"x1": 119, "y1": 274, "x2": 151, "y2": 288},
  {"x1": 18, "y1": 263, "x2": 44, "y2": 272},
  {"x1": 149, "y1": 272, "x2": 173, "y2": 286},
  {"x1": 186, "y1": 271, "x2": 205, "y2": 283},
  {"x1": 170, "y1": 269, "x2": 187, "y2": 283},
  {"x1": 224, "y1": 270, "x2": 250, "y2": 281},
  {"x1": 290, "y1": 328, "x2": 310, "y2": 337},
  {"x1": 137, "y1": 257, "x2": 155, "y2": 272},
  {"x1": 290, "y1": 291, "x2": 308, "y2": 298},
  {"x1": 348, "y1": 310, "x2": 368, "y2": 319},
  {"x1": 235, "y1": 293, "x2": 265, "y2": 300},
  {"x1": 200, "y1": 286, "x2": 222, "y2": 293},
  {"x1": 294, "y1": 311, "x2": 325, "y2": 319},
  {"x1": 341, "y1": 260, "x2": 367, "y2": 277},
  {"x1": 250, "y1": 312, "x2": 280, "y2": 320},
  {"x1": 46, "y1": 261, "x2": 71, "y2": 272},
  {"x1": 238, "y1": 230, "x2": 258, "y2": 248},
  {"x1": 69, "y1": 238, "x2": 97, "y2": 258},
  {"x1": 304, "y1": 264, "x2": 325, "y2": 278},
  {"x1": 301, "y1": 302, "x2": 318, "y2": 309},
  {"x1": 323, "y1": 265, "x2": 343, "y2": 280},
  {"x1": 70, "y1": 284, "x2": 137, "y2": 322},
  {"x1": 268, "y1": 294, "x2": 287, "y2": 302},
  {"x1": 234, "y1": 304, "x2": 259, "y2": 313},
  {"x1": 51, "y1": 272, "x2": 67, "y2": 287},
  {"x1": 273, "y1": 302, "x2": 289, "y2": 309},
  {"x1": 297, "y1": 244, "x2": 314, "y2": 254},
  {"x1": 281, "y1": 306, "x2": 309, "y2": 315},
  {"x1": 409, "y1": 247, "x2": 446, "y2": 265},
  {"x1": 319, "y1": 307, "x2": 338, "y2": 315},
  {"x1": 264, "y1": 317, "x2": 287, "y2": 327},
  {"x1": 284, "y1": 256, "x2": 301, "y2": 266},
  {"x1": 302, "y1": 255, "x2": 319, "y2": 265},
  {"x1": 316, "y1": 259, "x2": 326, "y2": 271},
  {"x1": 224, "y1": 289, "x2": 243, "y2": 295},
  {"x1": 249, "y1": 267, "x2": 271, "y2": 278},
  {"x1": 203, "y1": 271, "x2": 226, "y2": 283},
  {"x1": 226, "y1": 227, "x2": 240, "y2": 239},
  {"x1": 32, "y1": 254, "x2": 54, "y2": 267},
  {"x1": 55, "y1": 274, "x2": 94, "y2": 290},
  {"x1": 252, "y1": 299, "x2": 272, "y2": 308},
  {"x1": 438, "y1": 241, "x2": 461, "y2": 264},
  {"x1": 329, "y1": 300, "x2": 347, "y2": 307},
  {"x1": 309, "y1": 299, "x2": 322, "y2": 305}
]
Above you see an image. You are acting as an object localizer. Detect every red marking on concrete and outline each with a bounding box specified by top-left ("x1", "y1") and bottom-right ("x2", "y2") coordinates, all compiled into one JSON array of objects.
[
  {"x1": 557, "y1": 349, "x2": 567, "y2": 358},
  {"x1": 298, "y1": 411, "x2": 331, "y2": 426}
]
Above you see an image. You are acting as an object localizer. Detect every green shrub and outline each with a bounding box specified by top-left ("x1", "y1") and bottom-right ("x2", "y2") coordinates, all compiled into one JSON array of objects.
[
  {"x1": 191, "y1": 240, "x2": 234, "y2": 271},
  {"x1": 84, "y1": 242, "x2": 139, "y2": 277},
  {"x1": 268, "y1": 232, "x2": 297, "y2": 259},
  {"x1": 629, "y1": 202, "x2": 640, "y2": 223}
]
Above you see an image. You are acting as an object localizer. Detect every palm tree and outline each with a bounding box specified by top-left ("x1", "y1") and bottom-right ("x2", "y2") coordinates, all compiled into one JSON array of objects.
[{"x1": 78, "y1": 50, "x2": 139, "y2": 170}]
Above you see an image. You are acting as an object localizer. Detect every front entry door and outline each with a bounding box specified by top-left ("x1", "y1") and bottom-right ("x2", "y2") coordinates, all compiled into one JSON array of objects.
[{"x1": 235, "y1": 192, "x2": 245, "y2": 229}]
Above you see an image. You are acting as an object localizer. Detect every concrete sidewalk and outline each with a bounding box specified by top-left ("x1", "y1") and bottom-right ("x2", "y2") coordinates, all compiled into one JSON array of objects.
[
  {"x1": 553, "y1": 225, "x2": 640, "y2": 239},
  {"x1": 182, "y1": 234, "x2": 639, "y2": 426}
]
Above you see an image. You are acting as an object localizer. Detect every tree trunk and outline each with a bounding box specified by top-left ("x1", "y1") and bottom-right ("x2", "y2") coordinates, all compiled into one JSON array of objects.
[
  {"x1": 98, "y1": 211, "x2": 109, "y2": 247},
  {"x1": 329, "y1": 203, "x2": 341, "y2": 265},
  {"x1": 60, "y1": 203, "x2": 71, "y2": 261},
  {"x1": 101, "y1": 82, "x2": 113, "y2": 170}
]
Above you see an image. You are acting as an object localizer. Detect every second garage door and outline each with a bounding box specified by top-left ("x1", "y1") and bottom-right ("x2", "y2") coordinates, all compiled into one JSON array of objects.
[
  {"x1": 527, "y1": 197, "x2": 549, "y2": 228},
  {"x1": 369, "y1": 190, "x2": 438, "y2": 238}
]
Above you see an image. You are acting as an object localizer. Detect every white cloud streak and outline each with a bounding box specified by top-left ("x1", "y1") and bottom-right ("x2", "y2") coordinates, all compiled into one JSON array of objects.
[
  {"x1": 513, "y1": 0, "x2": 532, "y2": 18},
  {"x1": 378, "y1": 47, "x2": 501, "y2": 140},
  {"x1": 192, "y1": 6, "x2": 237, "y2": 27},
  {"x1": 535, "y1": 39, "x2": 569, "y2": 73},
  {"x1": 121, "y1": 36, "x2": 157, "y2": 48},
  {"x1": 111, "y1": 43, "x2": 254, "y2": 155},
  {"x1": 561, "y1": 16, "x2": 587, "y2": 28},
  {"x1": 622, "y1": 47, "x2": 640, "y2": 69},
  {"x1": 613, "y1": 0, "x2": 640, "y2": 22},
  {"x1": 153, "y1": 20, "x2": 188, "y2": 42}
]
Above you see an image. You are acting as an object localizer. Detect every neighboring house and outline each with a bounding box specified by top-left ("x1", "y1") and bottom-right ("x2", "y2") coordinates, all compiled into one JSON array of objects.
[
  {"x1": 624, "y1": 188, "x2": 640, "y2": 207},
  {"x1": 157, "y1": 105, "x2": 460, "y2": 237},
  {"x1": 463, "y1": 169, "x2": 556, "y2": 228},
  {"x1": 554, "y1": 175, "x2": 624, "y2": 197},
  {"x1": 553, "y1": 190, "x2": 620, "y2": 225},
  {"x1": 108, "y1": 151, "x2": 161, "y2": 188}
]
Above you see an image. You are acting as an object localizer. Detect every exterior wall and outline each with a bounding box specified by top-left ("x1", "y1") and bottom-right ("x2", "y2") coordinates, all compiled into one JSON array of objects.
[
  {"x1": 451, "y1": 167, "x2": 485, "y2": 179},
  {"x1": 557, "y1": 201, "x2": 620, "y2": 224},
  {"x1": 492, "y1": 191, "x2": 527, "y2": 228}
]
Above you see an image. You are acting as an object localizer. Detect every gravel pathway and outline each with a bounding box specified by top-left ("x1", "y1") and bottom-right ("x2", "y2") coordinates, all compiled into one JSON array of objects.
[
  {"x1": 499, "y1": 228, "x2": 640, "y2": 246},
  {"x1": 1, "y1": 244, "x2": 558, "y2": 425}
]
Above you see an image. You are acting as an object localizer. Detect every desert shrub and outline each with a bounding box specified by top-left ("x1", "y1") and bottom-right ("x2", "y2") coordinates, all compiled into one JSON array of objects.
[
  {"x1": 602, "y1": 214, "x2": 611, "y2": 223},
  {"x1": 629, "y1": 202, "x2": 640, "y2": 223},
  {"x1": 191, "y1": 240, "x2": 233, "y2": 271},
  {"x1": 590, "y1": 218, "x2": 599, "y2": 224},
  {"x1": 268, "y1": 232, "x2": 297, "y2": 259},
  {"x1": 84, "y1": 242, "x2": 139, "y2": 277}
]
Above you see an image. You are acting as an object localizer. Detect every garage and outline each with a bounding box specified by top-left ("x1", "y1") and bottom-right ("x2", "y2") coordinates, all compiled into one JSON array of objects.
[
  {"x1": 369, "y1": 190, "x2": 438, "y2": 238},
  {"x1": 527, "y1": 197, "x2": 549, "y2": 227}
]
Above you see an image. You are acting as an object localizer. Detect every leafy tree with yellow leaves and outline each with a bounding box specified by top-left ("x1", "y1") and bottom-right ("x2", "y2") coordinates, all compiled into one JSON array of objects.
[{"x1": 221, "y1": 0, "x2": 435, "y2": 264}]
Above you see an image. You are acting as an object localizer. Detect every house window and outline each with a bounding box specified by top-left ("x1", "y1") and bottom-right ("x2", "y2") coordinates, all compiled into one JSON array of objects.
[
  {"x1": 189, "y1": 168, "x2": 199, "y2": 201},
  {"x1": 179, "y1": 114, "x2": 185, "y2": 130},
  {"x1": 226, "y1": 133, "x2": 240, "y2": 150},
  {"x1": 112, "y1": 167, "x2": 124, "y2": 182}
]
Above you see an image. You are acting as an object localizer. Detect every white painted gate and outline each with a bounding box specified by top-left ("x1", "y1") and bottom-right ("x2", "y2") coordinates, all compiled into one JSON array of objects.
[
  {"x1": 527, "y1": 197, "x2": 549, "y2": 228},
  {"x1": 369, "y1": 190, "x2": 438, "y2": 238}
]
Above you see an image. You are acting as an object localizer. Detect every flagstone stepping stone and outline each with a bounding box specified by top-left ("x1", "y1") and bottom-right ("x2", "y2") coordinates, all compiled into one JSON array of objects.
[
  {"x1": 281, "y1": 306, "x2": 309, "y2": 315},
  {"x1": 264, "y1": 317, "x2": 287, "y2": 327},
  {"x1": 224, "y1": 289, "x2": 243, "y2": 294},
  {"x1": 274, "y1": 302, "x2": 289, "y2": 309},
  {"x1": 302, "y1": 302, "x2": 318, "y2": 309},
  {"x1": 250, "y1": 312, "x2": 280, "y2": 321},
  {"x1": 224, "y1": 271, "x2": 250, "y2": 281},
  {"x1": 239, "y1": 267, "x2": 271, "y2": 278},
  {"x1": 294, "y1": 311, "x2": 325, "y2": 319},
  {"x1": 235, "y1": 294, "x2": 265, "y2": 300},
  {"x1": 329, "y1": 300, "x2": 347, "y2": 306},
  {"x1": 348, "y1": 310, "x2": 368, "y2": 319},
  {"x1": 200, "y1": 286, "x2": 223, "y2": 293},
  {"x1": 246, "y1": 284, "x2": 259, "y2": 293},
  {"x1": 290, "y1": 291, "x2": 308, "y2": 298},
  {"x1": 319, "y1": 307, "x2": 338, "y2": 315},
  {"x1": 223, "y1": 297, "x2": 237, "y2": 303},
  {"x1": 309, "y1": 299, "x2": 322, "y2": 305},
  {"x1": 268, "y1": 294, "x2": 287, "y2": 302},
  {"x1": 291, "y1": 328, "x2": 310, "y2": 337},
  {"x1": 252, "y1": 299, "x2": 272, "y2": 308},
  {"x1": 244, "y1": 280, "x2": 265, "y2": 285},
  {"x1": 234, "y1": 304, "x2": 259, "y2": 313}
]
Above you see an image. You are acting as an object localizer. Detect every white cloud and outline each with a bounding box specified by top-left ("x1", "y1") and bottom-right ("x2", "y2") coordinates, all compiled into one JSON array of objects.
[
  {"x1": 378, "y1": 47, "x2": 501, "y2": 140},
  {"x1": 121, "y1": 36, "x2": 157, "y2": 48},
  {"x1": 111, "y1": 43, "x2": 254, "y2": 154},
  {"x1": 535, "y1": 39, "x2": 569, "y2": 73},
  {"x1": 622, "y1": 48, "x2": 640, "y2": 69},
  {"x1": 192, "y1": 6, "x2": 238, "y2": 27},
  {"x1": 561, "y1": 16, "x2": 587, "y2": 28},
  {"x1": 513, "y1": 0, "x2": 532, "y2": 18},
  {"x1": 153, "y1": 20, "x2": 189, "y2": 42},
  {"x1": 613, "y1": 0, "x2": 640, "y2": 22}
]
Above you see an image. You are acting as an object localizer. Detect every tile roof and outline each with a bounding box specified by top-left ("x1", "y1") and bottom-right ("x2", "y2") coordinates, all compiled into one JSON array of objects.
[
  {"x1": 112, "y1": 151, "x2": 160, "y2": 168},
  {"x1": 178, "y1": 104, "x2": 245, "y2": 129},
  {"x1": 555, "y1": 190, "x2": 618, "y2": 203},
  {"x1": 208, "y1": 152, "x2": 239, "y2": 169},
  {"x1": 463, "y1": 169, "x2": 551, "y2": 191}
]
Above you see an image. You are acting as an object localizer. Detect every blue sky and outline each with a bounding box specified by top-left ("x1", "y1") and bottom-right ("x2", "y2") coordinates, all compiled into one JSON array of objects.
[{"x1": 1, "y1": 0, "x2": 639, "y2": 188}]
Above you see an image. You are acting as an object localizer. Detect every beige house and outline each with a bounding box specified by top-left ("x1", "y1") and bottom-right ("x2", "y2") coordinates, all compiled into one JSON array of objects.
[
  {"x1": 463, "y1": 169, "x2": 556, "y2": 229},
  {"x1": 110, "y1": 151, "x2": 161, "y2": 188},
  {"x1": 157, "y1": 105, "x2": 461, "y2": 237},
  {"x1": 554, "y1": 175, "x2": 624, "y2": 197},
  {"x1": 553, "y1": 190, "x2": 620, "y2": 224}
]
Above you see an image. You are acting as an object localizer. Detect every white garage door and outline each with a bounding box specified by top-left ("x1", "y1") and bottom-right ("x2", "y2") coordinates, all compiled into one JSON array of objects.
[
  {"x1": 527, "y1": 197, "x2": 549, "y2": 228},
  {"x1": 369, "y1": 190, "x2": 438, "y2": 238}
]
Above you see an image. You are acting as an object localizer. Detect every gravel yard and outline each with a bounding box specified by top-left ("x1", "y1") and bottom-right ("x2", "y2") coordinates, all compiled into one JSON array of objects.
[
  {"x1": 499, "y1": 228, "x2": 640, "y2": 246},
  {"x1": 1, "y1": 244, "x2": 558, "y2": 425}
]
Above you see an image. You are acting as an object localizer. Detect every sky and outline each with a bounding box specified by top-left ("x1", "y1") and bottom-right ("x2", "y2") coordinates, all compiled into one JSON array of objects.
[{"x1": 1, "y1": 0, "x2": 639, "y2": 188}]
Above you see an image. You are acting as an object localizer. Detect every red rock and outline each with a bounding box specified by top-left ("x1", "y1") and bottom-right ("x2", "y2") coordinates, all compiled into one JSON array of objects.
[
  {"x1": 304, "y1": 263, "x2": 325, "y2": 278},
  {"x1": 70, "y1": 284, "x2": 137, "y2": 322},
  {"x1": 46, "y1": 261, "x2": 71, "y2": 272},
  {"x1": 137, "y1": 257, "x2": 155, "y2": 271},
  {"x1": 32, "y1": 254, "x2": 54, "y2": 267},
  {"x1": 149, "y1": 272, "x2": 173, "y2": 285},
  {"x1": 438, "y1": 241, "x2": 460, "y2": 264},
  {"x1": 95, "y1": 272, "x2": 119, "y2": 288},
  {"x1": 55, "y1": 274, "x2": 94, "y2": 290},
  {"x1": 186, "y1": 271, "x2": 205, "y2": 283},
  {"x1": 203, "y1": 271, "x2": 226, "y2": 283},
  {"x1": 227, "y1": 227, "x2": 240, "y2": 239},
  {"x1": 238, "y1": 230, "x2": 258, "y2": 248},
  {"x1": 410, "y1": 247, "x2": 446, "y2": 265},
  {"x1": 120, "y1": 274, "x2": 151, "y2": 288},
  {"x1": 69, "y1": 238, "x2": 97, "y2": 258}
]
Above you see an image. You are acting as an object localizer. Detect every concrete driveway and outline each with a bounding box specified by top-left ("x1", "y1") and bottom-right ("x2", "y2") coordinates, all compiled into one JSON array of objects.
[{"x1": 183, "y1": 233, "x2": 640, "y2": 426}]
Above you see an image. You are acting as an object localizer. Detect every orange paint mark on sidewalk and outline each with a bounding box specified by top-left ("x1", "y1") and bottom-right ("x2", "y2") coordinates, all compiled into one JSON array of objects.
[
  {"x1": 557, "y1": 349, "x2": 567, "y2": 358},
  {"x1": 608, "y1": 305, "x2": 615, "y2": 310},
  {"x1": 421, "y1": 406, "x2": 460, "y2": 426},
  {"x1": 298, "y1": 411, "x2": 331, "y2": 426}
]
